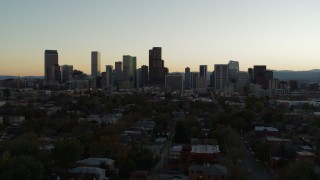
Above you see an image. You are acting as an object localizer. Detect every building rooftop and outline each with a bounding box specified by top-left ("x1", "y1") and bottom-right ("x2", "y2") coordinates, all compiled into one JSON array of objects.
[
  {"x1": 265, "y1": 136, "x2": 291, "y2": 142},
  {"x1": 191, "y1": 145, "x2": 220, "y2": 154},
  {"x1": 255, "y1": 126, "x2": 279, "y2": 132},
  {"x1": 189, "y1": 164, "x2": 227, "y2": 176},
  {"x1": 77, "y1": 158, "x2": 114, "y2": 166},
  {"x1": 296, "y1": 151, "x2": 315, "y2": 156},
  {"x1": 70, "y1": 167, "x2": 105, "y2": 180}
]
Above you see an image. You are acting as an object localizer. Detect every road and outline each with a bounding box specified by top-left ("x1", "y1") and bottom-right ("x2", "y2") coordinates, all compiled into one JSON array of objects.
[{"x1": 242, "y1": 143, "x2": 272, "y2": 180}]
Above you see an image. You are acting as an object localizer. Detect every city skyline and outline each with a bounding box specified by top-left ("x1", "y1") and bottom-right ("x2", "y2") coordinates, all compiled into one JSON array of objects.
[{"x1": 1, "y1": 0, "x2": 320, "y2": 76}]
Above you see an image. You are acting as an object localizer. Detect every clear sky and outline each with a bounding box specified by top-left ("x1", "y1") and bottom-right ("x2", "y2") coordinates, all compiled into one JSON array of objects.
[{"x1": 1, "y1": 0, "x2": 320, "y2": 76}]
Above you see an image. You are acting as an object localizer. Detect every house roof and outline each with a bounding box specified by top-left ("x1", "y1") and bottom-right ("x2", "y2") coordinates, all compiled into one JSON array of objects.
[
  {"x1": 70, "y1": 167, "x2": 105, "y2": 177},
  {"x1": 77, "y1": 158, "x2": 114, "y2": 166},
  {"x1": 191, "y1": 145, "x2": 220, "y2": 154},
  {"x1": 255, "y1": 126, "x2": 279, "y2": 132},
  {"x1": 189, "y1": 164, "x2": 227, "y2": 176}
]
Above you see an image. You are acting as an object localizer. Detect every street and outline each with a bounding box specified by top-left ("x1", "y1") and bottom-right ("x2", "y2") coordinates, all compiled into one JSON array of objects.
[{"x1": 242, "y1": 143, "x2": 272, "y2": 180}]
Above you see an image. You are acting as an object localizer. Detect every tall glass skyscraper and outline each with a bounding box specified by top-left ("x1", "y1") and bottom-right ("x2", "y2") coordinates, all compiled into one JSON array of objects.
[
  {"x1": 91, "y1": 51, "x2": 101, "y2": 77},
  {"x1": 123, "y1": 55, "x2": 137, "y2": 87},
  {"x1": 44, "y1": 50, "x2": 60, "y2": 85}
]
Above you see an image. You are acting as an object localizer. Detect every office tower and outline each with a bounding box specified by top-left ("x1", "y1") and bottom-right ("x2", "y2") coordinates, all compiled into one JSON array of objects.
[
  {"x1": 149, "y1": 47, "x2": 164, "y2": 85},
  {"x1": 185, "y1": 67, "x2": 191, "y2": 88},
  {"x1": 140, "y1": 65, "x2": 149, "y2": 87},
  {"x1": 191, "y1": 72, "x2": 199, "y2": 89},
  {"x1": 164, "y1": 67, "x2": 169, "y2": 75},
  {"x1": 196, "y1": 76, "x2": 207, "y2": 92},
  {"x1": 105, "y1": 65, "x2": 114, "y2": 87},
  {"x1": 253, "y1": 65, "x2": 266, "y2": 83},
  {"x1": 237, "y1": 72, "x2": 249, "y2": 93},
  {"x1": 165, "y1": 74, "x2": 183, "y2": 93},
  {"x1": 253, "y1": 65, "x2": 273, "y2": 89},
  {"x1": 61, "y1": 65, "x2": 73, "y2": 83},
  {"x1": 136, "y1": 68, "x2": 141, "y2": 88},
  {"x1": 214, "y1": 64, "x2": 229, "y2": 91},
  {"x1": 123, "y1": 55, "x2": 137, "y2": 87},
  {"x1": 114, "y1": 61, "x2": 123, "y2": 85},
  {"x1": 199, "y1": 65, "x2": 207, "y2": 79},
  {"x1": 210, "y1": 71, "x2": 215, "y2": 87},
  {"x1": 91, "y1": 51, "x2": 101, "y2": 77},
  {"x1": 44, "y1": 50, "x2": 59, "y2": 85},
  {"x1": 228, "y1": 60, "x2": 239, "y2": 83},
  {"x1": 248, "y1": 68, "x2": 253, "y2": 83}
]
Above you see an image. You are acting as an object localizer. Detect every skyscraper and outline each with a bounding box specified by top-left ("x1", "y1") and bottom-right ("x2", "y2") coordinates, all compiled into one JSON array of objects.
[
  {"x1": 105, "y1": 65, "x2": 114, "y2": 87},
  {"x1": 91, "y1": 51, "x2": 101, "y2": 77},
  {"x1": 140, "y1": 65, "x2": 149, "y2": 87},
  {"x1": 228, "y1": 60, "x2": 239, "y2": 83},
  {"x1": 123, "y1": 55, "x2": 137, "y2": 87},
  {"x1": 44, "y1": 50, "x2": 59, "y2": 85},
  {"x1": 165, "y1": 74, "x2": 183, "y2": 93},
  {"x1": 61, "y1": 65, "x2": 73, "y2": 83},
  {"x1": 191, "y1": 72, "x2": 199, "y2": 89},
  {"x1": 214, "y1": 64, "x2": 229, "y2": 91},
  {"x1": 114, "y1": 61, "x2": 123, "y2": 85},
  {"x1": 253, "y1": 65, "x2": 273, "y2": 89},
  {"x1": 253, "y1": 65, "x2": 266, "y2": 84},
  {"x1": 237, "y1": 71, "x2": 249, "y2": 93},
  {"x1": 199, "y1": 65, "x2": 207, "y2": 79},
  {"x1": 149, "y1": 47, "x2": 164, "y2": 85},
  {"x1": 185, "y1": 67, "x2": 191, "y2": 88}
]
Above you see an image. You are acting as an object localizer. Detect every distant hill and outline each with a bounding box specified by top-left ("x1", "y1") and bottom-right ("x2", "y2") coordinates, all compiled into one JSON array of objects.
[
  {"x1": 0, "y1": 76, "x2": 43, "y2": 80},
  {"x1": 273, "y1": 69, "x2": 320, "y2": 81}
]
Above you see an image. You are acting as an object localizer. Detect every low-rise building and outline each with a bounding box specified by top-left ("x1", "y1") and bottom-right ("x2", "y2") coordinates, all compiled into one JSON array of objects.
[
  {"x1": 190, "y1": 145, "x2": 220, "y2": 163},
  {"x1": 188, "y1": 164, "x2": 228, "y2": 180}
]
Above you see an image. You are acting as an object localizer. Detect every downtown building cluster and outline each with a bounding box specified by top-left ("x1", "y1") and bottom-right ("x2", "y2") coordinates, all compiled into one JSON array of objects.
[{"x1": 43, "y1": 47, "x2": 290, "y2": 97}]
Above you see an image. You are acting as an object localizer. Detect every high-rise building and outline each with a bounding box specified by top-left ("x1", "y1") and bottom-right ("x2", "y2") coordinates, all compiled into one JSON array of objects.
[
  {"x1": 123, "y1": 55, "x2": 137, "y2": 87},
  {"x1": 199, "y1": 65, "x2": 207, "y2": 79},
  {"x1": 253, "y1": 65, "x2": 273, "y2": 89},
  {"x1": 196, "y1": 76, "x2": 207, "y2": 92},
  {"x1": 114, "y1": 61, "x2": 123, "y2": 85},
  {"x1": 149, "y1": 47, "x2": 164, "y2": 85},
  {"x1": 165, "y1": 74, "x2": 183, "y2": 93},
  {"x1": 191, "y1": 72, "x2": 199, "y2": 89},
  {"x1": 44, "y1": 50, "x2": 59, "y2": 85},
  {"x1": 105, "y1": 65, "x2": 114, "y2": 87},
  {"x1": 61, "y1": 65, "x2": 73, "y2": 83},
  {"x1": 228, "y1": 60, "x2": 239, "y2": 83},
  {"x1": 91, "y1": 51, "x2": 101, "y2": 77},
  {"x1": 237, "y1": 71, "x2": 249, "y2": 93},
  {"x1": 140, "y1": 65, "x2": 149, "y2": 87},
  {"x1": 253, "y1": 65, "x2": 266, "y2": 84},
  {"x1": 210, "y1": 71, "x2": 215, "y2": 87},
  {"x1": 185, "y1": 67, "x2": 191, "y2": 88},
  {"x1": 248, "y1": 68, "x2": 253, "y2": 83},
  {"x1": 136, "y1": 68, "x2": 141, "y2": 88},
  {"x1": 214, "y1": 64, "x2": 229, "y2": 91}
]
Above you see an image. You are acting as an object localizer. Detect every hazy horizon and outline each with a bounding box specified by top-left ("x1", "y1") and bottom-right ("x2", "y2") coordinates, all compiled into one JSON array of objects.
[{"x1": 1, "y1": 0, "x2": 320, "y2": 76}]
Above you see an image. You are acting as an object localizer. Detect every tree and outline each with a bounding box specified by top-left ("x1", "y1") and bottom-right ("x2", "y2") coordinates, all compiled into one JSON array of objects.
[
  {"x1": 275, "y1": 161, "x2": 319, "y2": 180},
  {"x1": 173, "y1": 121, "x2": 190, "y2": 143},
  {"x1": 2, "y1": 88, "x2": 10, "y2": 100},
  {"x1": 52, "y1": 139, "x2": 84, "y2": 169},
  {"x1": 7, "y1": 133, "x2": 39, "y2": 157},
  {"x1": 0, "y1": 155, "x2": 45, "y2": 180},
  {"x1": 119, "y1": 159, "x2": 136, "y2": 178}
]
